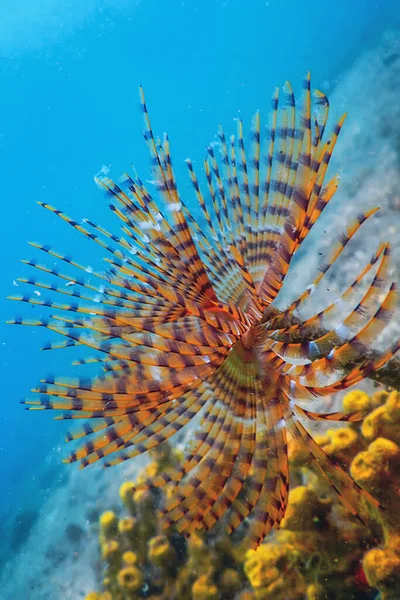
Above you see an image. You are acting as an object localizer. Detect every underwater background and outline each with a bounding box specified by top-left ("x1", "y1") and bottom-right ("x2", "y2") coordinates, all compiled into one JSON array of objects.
[{"x1": 1, "y1": 1, "x2": 400, "y2": 598}]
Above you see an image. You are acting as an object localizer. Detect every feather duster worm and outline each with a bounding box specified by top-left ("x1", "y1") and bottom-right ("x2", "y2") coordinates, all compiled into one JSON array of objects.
[{"x1": 9, "y1": 74, "x2": 400, "y2": 548}]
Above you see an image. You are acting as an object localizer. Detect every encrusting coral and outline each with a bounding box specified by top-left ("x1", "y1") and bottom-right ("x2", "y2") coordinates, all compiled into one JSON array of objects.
[{"x1": 85, "y1": 389, "x2": 400, "y2": 600}]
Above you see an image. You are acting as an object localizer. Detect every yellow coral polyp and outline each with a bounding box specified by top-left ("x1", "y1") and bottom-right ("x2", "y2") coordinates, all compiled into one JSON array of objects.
[
  {"x1": 99, "y1": 510, "x2": 118, "y2": 540},
  {"x1": 103, "y1": 577, "x2": 110, "y2": 587},
  {"x1": 306, "y1": 583, "x2": 325, "y2": 600},
  {"x1": 281, "y1": 485, "x2": 329, "y2": 531},
  {"x1": 133, "y1": 488, "x2": 154, "y2": 512},
  {"x1": 192, "y1": 574, "x2": 219, "y2": 600},
  {"x1": 351, "y1": 437, "x2": 399, "y2": 493},
  {"x1": 386, "y1": 390, "x2": 400, "y2": 421},
  {"x1": 220, "y1": 568, "x2": 241, "y2": 592},
  {"x1": 330, "y1": 427, "x2": 359, "y2": 452},
  {"x1": 118, "y1": 516, "x2": 136, "y2": 536},
  {"x1": 350, "y1": 450, "x2": 381, "y2": 489},
  {"x1": 371, "y1": 390, "x2": 390, "y2": 407},
  {"x1": 117, "y1": 566, "x2": 143, "y2": 591},
  {"x1": 187, "y1": 533, "x2": 208, "y2": 560},
  {"x1": 368, "y1": 437, "x2": 400, "y2": 464},
  {"x1": 244, "y1": 543, "x2": 298, "y2": 589},
  {"x1": 362, "y1": 394, "x2": 400, "y2": 445},
  {"x1": 343, "y1": 389, "x2": 371, "y2": 413},
  {"x1": 101, "y1": 539, "x2": 119, "y2": 562},
  {"x1": 123, "y1": 551, "x2": 138, "y2": 566},
  {"x1": 119, "y1": 481, "x2": 136, "y2": 514},
  {"x1": 148, "y1": 534, "x2": 176, "y2": 569},
  {"x1": 363, "y1": 541, "x2": 400, "y2": 597}
]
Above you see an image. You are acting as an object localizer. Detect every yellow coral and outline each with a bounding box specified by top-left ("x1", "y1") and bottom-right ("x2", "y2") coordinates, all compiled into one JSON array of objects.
[
  {"x1": 386, "y1": 390, "x2": 400, "y2": 421},
  {"x1": 187, "y1": 533, "x2": 209, "y2": 562},
  {"x1": 350, "y1": 450, "x2": 381, "y2": 489},
  {"x1": 281, "y1": 486, "x2": 329, "y2": 531},
  {"x1": 371, "y1": 389, "x2": 390, "y2": 407},
  {"x1": 137, "y1": 459, "x2": 159, "y2": 483},
  {"x1": 220, "y1": 568, "x2": 241, "y2": 593},
  {"x1": 133, "y1": 488, "x2": 155, "y2": 516},
  {"x1": 343, "y1": 390, "x2": 371, "y2": 413},
  {"x1": 148, "y1": 535, "x2": 176, "y2": 570},
  {"x1": 123, "y1": 551, "x2": 138, "y2": 566},
  {"x1": 99, "y1": 511, "x2": 118, "y2": 541},
  {"x1": 244, "y1": 543, "x2": 299, "y2": 589},
  {"x1": 330, "y1": 427, "x2": 360, "y2": 453},
  {"x1": 362, "y1": 395, "x2": 400, "y2": 444},
  {"x1": 119, "y1": 481, "x2": 136, "y2": 514},
  {"x1": 118, "y1": 516, "x2": 137, "y2": 541},
  {"x1": 326, "y1": 427, "x2": 364, "y2": 465},
  {"x1": 117, "y1": 566, "x2": 143, "y2": 591},
  {"x1": 363, "y1": 539, "x2": 400, "y2": 599},
  {"x1": 85, "y1": 593, "x2": 101, "y2": 600},
  {"x1": 306, "y1": 583, "x2": 326, "y2": 600},
  {"x1": 351, "y1": 438, "x2": 399, "y2": 490},
  {"x1": 87, "y1": 419, "x2": 400, "y2": 600},
  {"x1": 192, "y1": 574, "x2": 219, "y2": 600},
  {"x1": 101, "y1": 539, "x2": 120, "y2": 562},
  {"x1": 369, "y1": 437, "x2": 400, "y2": 463}
]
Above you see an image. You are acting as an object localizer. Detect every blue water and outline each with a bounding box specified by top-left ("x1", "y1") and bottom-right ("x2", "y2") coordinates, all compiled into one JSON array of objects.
[{"x1": 0, "y1": 0, "x2": 399, "y2": 586}]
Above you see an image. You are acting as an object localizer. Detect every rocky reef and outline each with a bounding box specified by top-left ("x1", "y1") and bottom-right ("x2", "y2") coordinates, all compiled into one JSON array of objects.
[{"x1": 84, "y1": 389, "x2": 400, "y2": 600}]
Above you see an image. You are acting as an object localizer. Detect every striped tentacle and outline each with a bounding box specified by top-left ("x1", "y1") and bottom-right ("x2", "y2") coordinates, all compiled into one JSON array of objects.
[
  {"x1": 198, "y1": 362, "x2": 257, "y2": 532},
  {"x1": 225, "y1": 377, "x2": 274, "y2": 537},
  {"x1": 292, "y1": 404, "x2": 368, "y2": 423},
  {"x1": 100, "y1": 383, "x2": 212, "y2": 469},
  {"x1": 268, "y1": 255, "x2": 396, "y2": 367},
  {"x1": 245, "y1": 395, "x2": 289, "y2": 549},
  {"x1": 282, "y1": 336, "x2": 400, "y2": 402},
  {"x1": 78, "y1": 381, "x2": 211, "y2": 468},
  {"x1": 259, "y1": 74, "x2": 312, "y2": 303},
  {"x1": 298, "y1": 114, "x2": 346, "y2": 247},
  {"x1": 130, "y1": 372, "x2": 235, "y2": 495},
  {"x1": 266, "y1": 206, "x2": 380, "y2": 328},
  {"x1": 268, "y1": 242, "x2": 387, "y2": 344},
  {"x1": 162, "y1": 379, "x2": 241, "y2": 533},
  {"x1": 174, "y1": 337, "x2": 270, "y2": 535},
  {"x1": 159, "y1": 344, "x2": 247, "y2": 530}
]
